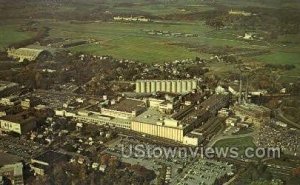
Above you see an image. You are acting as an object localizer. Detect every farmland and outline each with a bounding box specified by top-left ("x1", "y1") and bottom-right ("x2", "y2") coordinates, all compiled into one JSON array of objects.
[
  {"x1": 41, "y1": 20, "x2": 267, "y2": 63},
  {"x1": 0, "y1": 0, "x2": 299, "y2": 67},
  {"x1": 0, "y1": 25, "x2": 35, "y2": 51}
]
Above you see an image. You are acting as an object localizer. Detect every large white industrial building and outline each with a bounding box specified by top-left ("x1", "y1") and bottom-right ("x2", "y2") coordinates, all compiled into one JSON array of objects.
[{"x1": 135, "y1": 79, "x2": 198, "y2": 94}]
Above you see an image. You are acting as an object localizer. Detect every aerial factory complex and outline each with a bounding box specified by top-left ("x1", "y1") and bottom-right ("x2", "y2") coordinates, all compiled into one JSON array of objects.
[{"x1": 0, "y1": 0, "x2": 300, "y2": 185}]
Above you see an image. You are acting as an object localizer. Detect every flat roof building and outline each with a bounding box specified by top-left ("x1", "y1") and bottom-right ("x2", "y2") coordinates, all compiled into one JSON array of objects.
[
  {"x1": 0, "y1": 81, "x2": 19, "y2": 98},
  {"x1": 7, "y1": 48, "x2": 51, "y2": 62},
  {"x1": 31, "y1": 151, "x2": 69, "y2": 176},
  {"x1": 0, "y1": 152, "x2": 24, "y2": 185},
  {"x1": 101, "y1": 98, "x2": 146, "y2": 119},
  {"x1": 234, "y1": 103, "x2": 271, "y2": 124},
  {"x1": 131, "y1": 109, "x2": 185, "y2": 142},
  {"x1": 135, "y1": 79, "x2": 198, "y2": 94},
  {"x1": 0, "y1": 111, "x2": 37, "y2": 134}
]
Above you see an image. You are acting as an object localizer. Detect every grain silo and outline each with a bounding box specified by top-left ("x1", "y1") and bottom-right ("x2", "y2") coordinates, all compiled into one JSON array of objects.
[
  {"x1": 192, "y1": 80, "x2": 197, "y2": 90},
  {"x1": 166, "y1": 81, "x2": 171, "y2": 92},
  {"x1": 140, "y1": 81, "x2": 146, "y2": 93},
  {"x1": 176, "y1": 80, "x2": 182, "y2": 93},
  {"x1": 156, "y1": 81, "x2": 161, "y2": 92},
  {"x1": 161, "y1": 81, "x2": 166, "y2": 92},
  {"x1": 136, "y1": 81, "x2": 141, "y2": 93},
  {"x1": 182, "y1": 81, "x2": 187, "y2": 92},
  {"x1": 146, "y1": 81, "x2": 151, "y2": 92},
  {"x1": 187, "y1": 81, "x2": 192, "y2": 91},
  {"x1": 171, "y1": 81, "x2": 177, "y2": 93},
  {"x1": 151, "y1": 81, "x2": 156, "y2": 92}
]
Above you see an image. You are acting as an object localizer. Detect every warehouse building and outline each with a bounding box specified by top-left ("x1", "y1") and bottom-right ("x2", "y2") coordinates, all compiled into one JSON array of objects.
[
  {"x1": 233, "y1": 103, "x2": 271, "y2": 124},
  {"x1": 131, "y1": 109, "x2": 185, "y2": 142},
  {"x1": 75, "y1": 112, "x2": 132, "y2": 129},
  {"x1": 31, "y1": 151, "x2": 69, "y2": 176},
  {"x1": 0, "y1": 81, "x2": 19, "y2": 98},
  {"x1": 7, "y1": 48, "x2": 51, "y2": 62},
  {"x1": 101, "y1": 98, "x2": 146, "y2": 119},
  {"x1": 0, "y1": 152, "x2": 24, "y2": 185},
  {"x1": 55, "y1": 94, "x2": 229, "y2": 145},
  {"x1": 135, "y1": 79, "x2": 198, "y2": 94},
  {"x1": 0, "y1": 111, "x2": 37, "y2": 134}
]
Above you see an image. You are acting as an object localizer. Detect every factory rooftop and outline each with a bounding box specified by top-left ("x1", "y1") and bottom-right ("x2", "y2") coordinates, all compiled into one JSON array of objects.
[
  {"x1": 0, "y1": 152, "x2": 22, "y2": 166},
  {"x1": 7, "y1": 48, "x2": 45, "y2": 57},
  {"x1": 200, "y1": 94, "x2": 228, "y2": 110},
  {"x1": 133, "y1": 108, "x2": 167, "y2": 125},
  {"x1": 237, "y1": 103, "x2": 271, "y2": 112},
  {"x1": 1, "y1": 111, "x2": 35, "y2": 124},
  {"x1": 182, "y1": 91, "x2": 205, "y2": 104},
  {"x1": 0, "y1": 81, "x2": 18, "y2": 91},
  {"x1": 136, "y1": 79, "x2": 197, "y2": 82},
  {"x1": 33, "y1": 151, "x2": 69, "y2": 165},
  {"x1": 107, "y1": 98, "x2": 146, "y2": 113}
]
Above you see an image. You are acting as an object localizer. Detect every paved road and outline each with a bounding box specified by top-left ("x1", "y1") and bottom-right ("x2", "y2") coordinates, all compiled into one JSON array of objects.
[{"x1": 275, "y1": 105, "x2": 300, "y2": 129}]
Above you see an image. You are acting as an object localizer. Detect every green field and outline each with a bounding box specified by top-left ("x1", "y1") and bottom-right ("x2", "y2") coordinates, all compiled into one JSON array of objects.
[
  {"x1": 0, "y1": 19, "x2": 264, "y2": 63},
  {"x1": 46, "y1": 21, "x2": 211, "y2": 63},
  {"x1": 40, "y1": 20, "x2": 262, "y2": 63},
  {"x1": 0, "y1": 25, "x2": 35, "y2": 51},
  {"x1": 213, "y1": 136, "x2": 256, "y2": 156},
  {"x1": 214, "y1": 0, "x2": 300, "y2": 8},
  {"x1": 255, "y1": 51, "x2": 300, "y2": 65},
  {"x1": 1, "y1": 0, "x2": 299, "y2": 66},
  {"x1": 254, "y1": 51, "x2": 300, "y2": 81},
  {"x1": 111, "y1": 3, "x2": 214, "y2": 16},
  {"x1": 1, "y1": 18, "x2": 299, "y2": 67}
]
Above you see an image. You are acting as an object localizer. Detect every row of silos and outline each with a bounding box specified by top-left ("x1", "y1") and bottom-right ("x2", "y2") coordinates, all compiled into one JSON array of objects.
[{"x1": 135, "y1": 80, "x2": 197, "y2": 93}]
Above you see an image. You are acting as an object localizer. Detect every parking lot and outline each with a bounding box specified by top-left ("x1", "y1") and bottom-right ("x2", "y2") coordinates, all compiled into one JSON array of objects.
[{"x1": 174, "y1": 159, "x2": 234, "y2": 185}]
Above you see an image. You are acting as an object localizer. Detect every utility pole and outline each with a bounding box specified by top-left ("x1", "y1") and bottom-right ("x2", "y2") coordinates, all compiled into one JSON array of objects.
[
  {"x1": 238, "y1": 65, "x2": 243, "y2": 105},
  {"x1": 239, "y1": 74, "x2": 242, "y2": 104},
  {"x1": 245, "y1": 74, "x2": 249, "y2": 103}
]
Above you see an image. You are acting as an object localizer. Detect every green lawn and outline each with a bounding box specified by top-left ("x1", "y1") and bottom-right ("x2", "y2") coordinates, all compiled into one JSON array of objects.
[
  {"x1": 43, "y1": 20, "x2": 261, "y2": 63},
  {"x1": 254, "y1": 51, "x2": 300, "y2": 82},
  {"x1": 0, "y1": 25, "x2": 35, "y2": 51},
  {"x1": 255, "y1": 52, "x2": 300, "y2": 66},
  {"x1": 45, "y1": 21, "x2": 210, "y2": 63},
  {"x1": 70, "y1": 37, "x2": 200, "y2": 63},
  {"x1": 0, "y1": 19, "x2": 261, "y2": 63},
  {"x1": 111, "y1": 3, "x2": 214, "y2": 16},
  {"x1": 213, "y1": 136, "x2": 256, "y2": 156}
]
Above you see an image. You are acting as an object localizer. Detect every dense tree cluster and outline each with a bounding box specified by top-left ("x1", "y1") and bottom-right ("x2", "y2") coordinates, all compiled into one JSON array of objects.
[
  {"x1": 265, "y1": 64, "x2": 296, "y2": 71},
  {"x1": 0, "y1": 50, "x2": 208, "y2": 95},
  {"x1": 236, "y1": 162, "x2": 273, "y2": 184},
  {"x1": 27, "y1": 159, "x2": 156, "y2": 185}
]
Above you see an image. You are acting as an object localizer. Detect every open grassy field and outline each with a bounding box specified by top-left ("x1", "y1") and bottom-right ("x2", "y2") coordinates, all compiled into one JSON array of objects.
[
  {"x1": 0, "y1": 21, "x2": 298, "y2": 71},
  {"x1": 214, "y1": 0, "x2": 300, "y2": 8},
  {"x1": 213, "y1": 136, "x2": 256, "y2": 156},
  {"x1": 40, "y1": 20, "x2": 263, "y2": 63},
  {"x1": 254, "y1": 51, "x2": 300, "y2": 82},
  {"x1": 255, "y1": 52, "x2": 300, "y2": 66},
  {"x1": 45, "y1": 20, "x2": 211, "y2": 63},
  {"x1": 0, "y1": 25, "x2": 35, "y2": 51},
  {"x1": 111, "y1": 3, "x2": 214, "y2": 16},
  {"x1": 0, "y1": 0, "x2": 299, "y2": 67}
]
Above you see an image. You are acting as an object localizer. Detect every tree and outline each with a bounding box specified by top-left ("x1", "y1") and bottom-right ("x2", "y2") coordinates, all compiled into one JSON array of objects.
[
  {"x1": 292, "y1": 167, "x2": 300, "y2": 177},
  {"x1": 30, "y1": 175, "x2": 51, "y2": 185},
  {"x1": 52, "y1": 163, "x2": 68, "y2": 185},
  {"x1": 100, "y1": 154, "x2": 110, "y2": 165},
  {"x1": 108, "y1": 157, "x2": 120, "y2": 168}
]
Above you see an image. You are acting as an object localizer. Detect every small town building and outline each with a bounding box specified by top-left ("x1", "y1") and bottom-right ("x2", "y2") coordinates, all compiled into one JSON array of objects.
[
  {"x1": 30, "y1": 151, "x2": 69, "y2": 176},
  {"x1": 0, "y1": 152, "x2": 24, "y2": 185},
  {"x1": 0, "y1": 111, "x2": 37, "y2": 134},
  {"x1": 7, "y1": 48, "x2": 51, "y2": 62}
]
